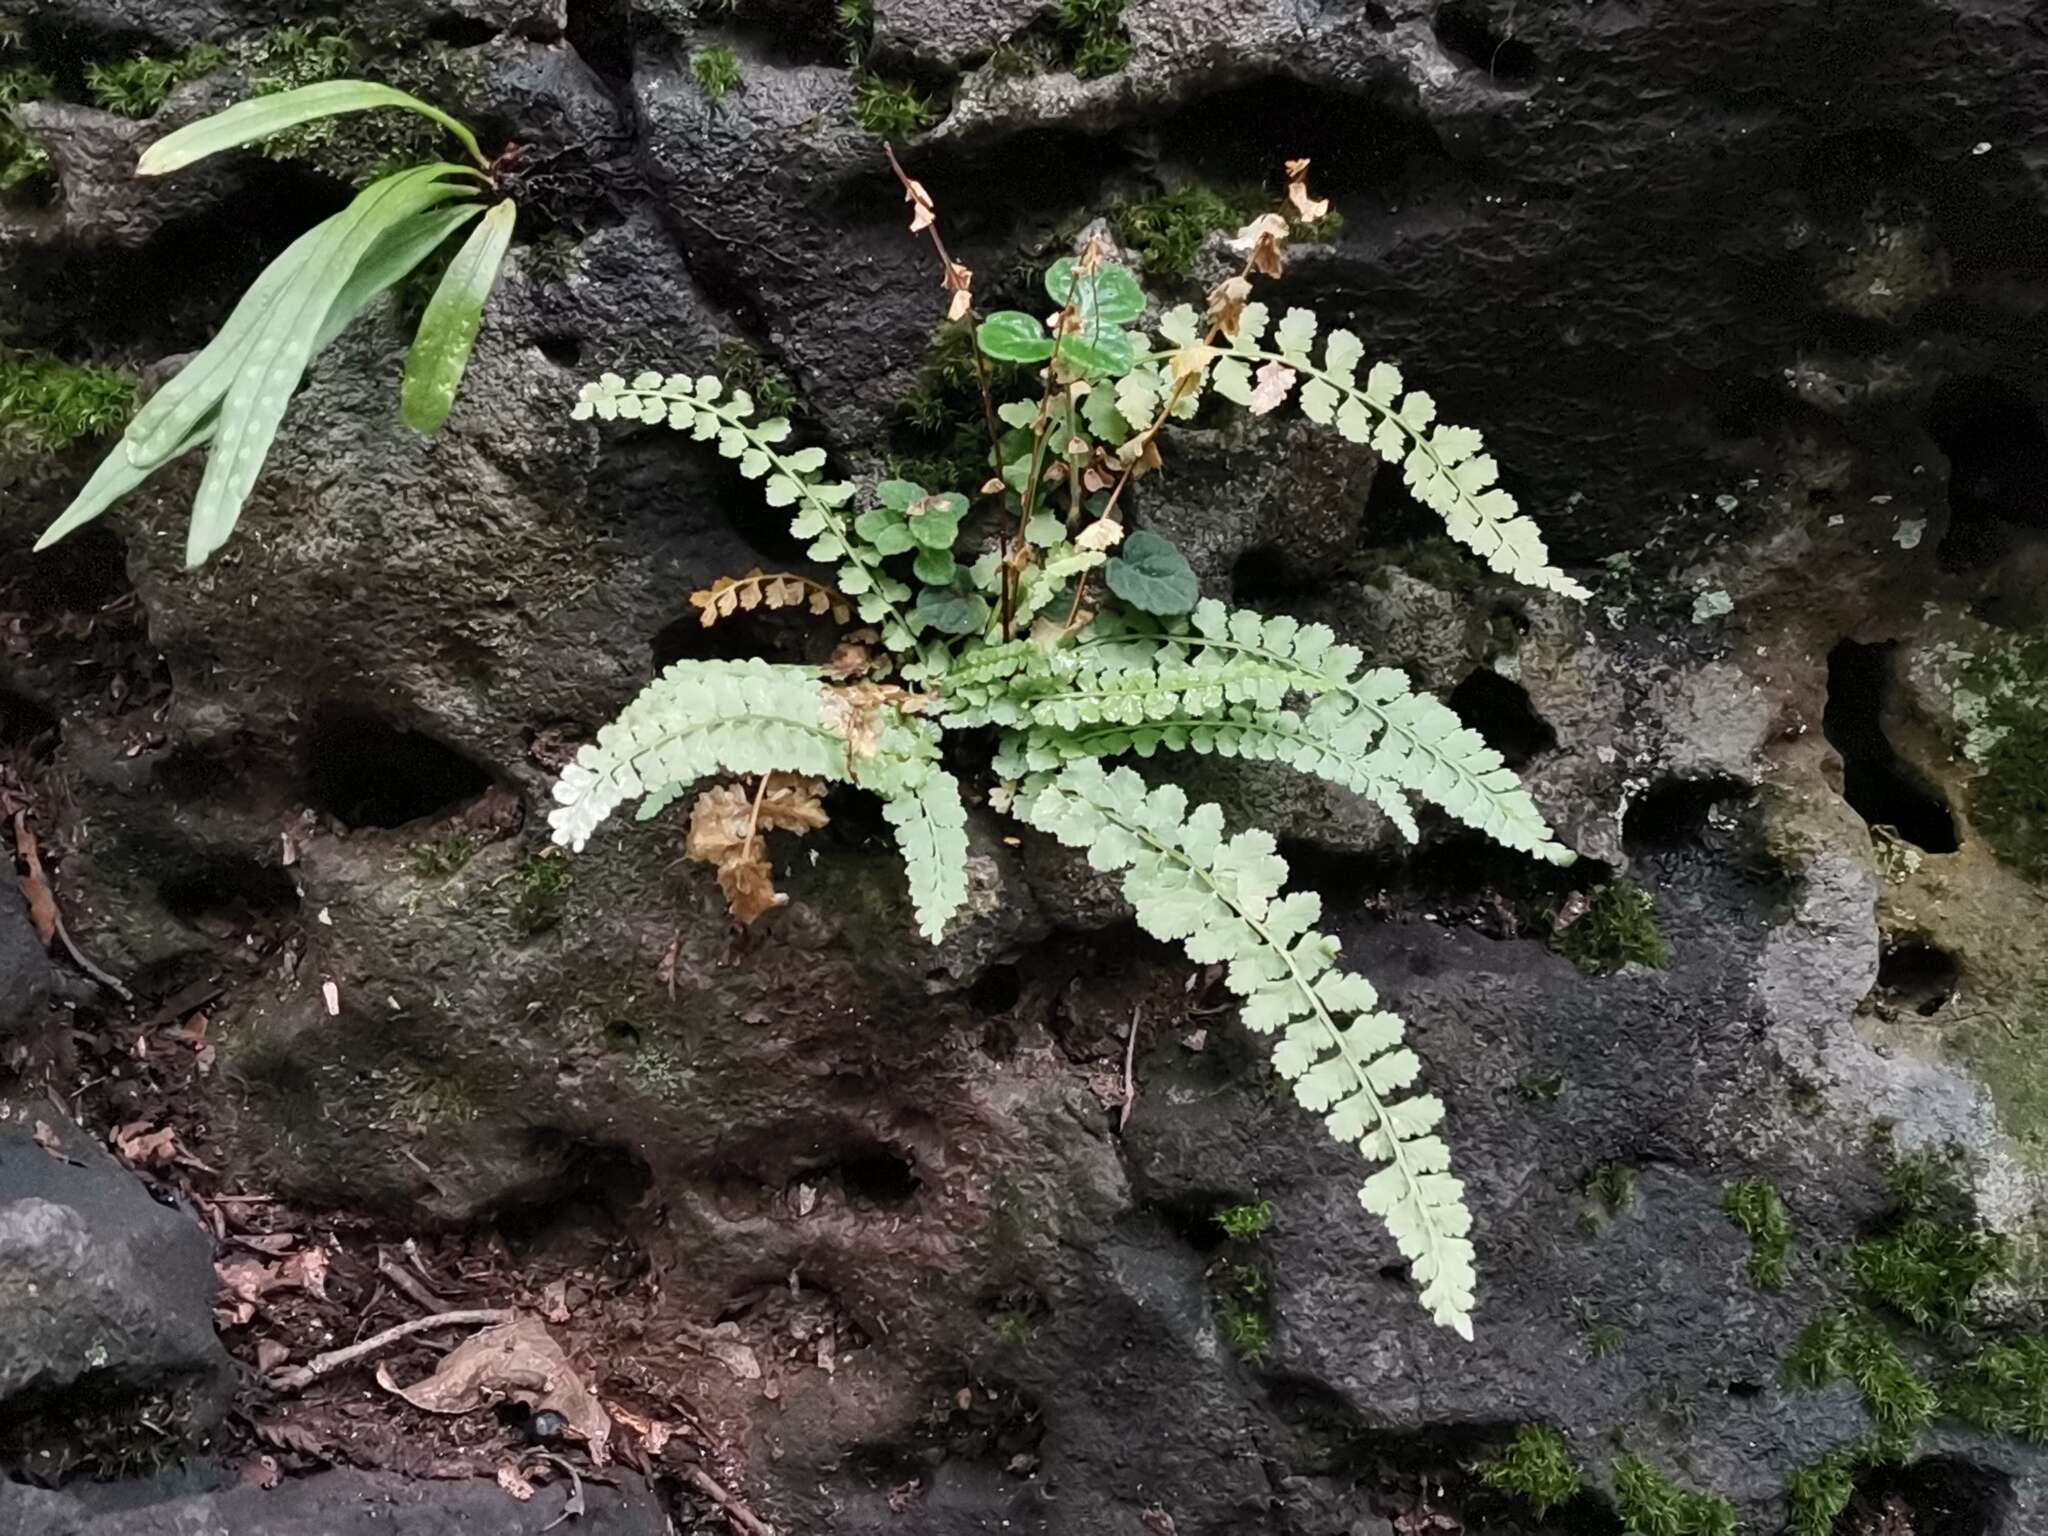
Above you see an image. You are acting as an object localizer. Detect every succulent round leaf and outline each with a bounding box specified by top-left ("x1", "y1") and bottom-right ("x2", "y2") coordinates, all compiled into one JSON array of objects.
[
  {"x1": 1053, "y1": 329, "x2": 1136, "y2": 379},
  {"x1": 915, "y1": 586, "x2": 989, "y2": 635},
  {"x1": 1044, "y1": 257, "x2": 1145, "y2": 327},
  {"x1": 978, "y1": 311, "x2": 1055, "y2": 364},
  {"x1": 1105, "y1": 529, "x2": 1199, "y2": 614}
]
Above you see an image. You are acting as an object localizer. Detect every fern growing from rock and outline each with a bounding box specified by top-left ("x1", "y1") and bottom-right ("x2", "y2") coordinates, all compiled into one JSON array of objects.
[{"x1": 552, "y1": 163, "x2": 1584, "y2": 1337}]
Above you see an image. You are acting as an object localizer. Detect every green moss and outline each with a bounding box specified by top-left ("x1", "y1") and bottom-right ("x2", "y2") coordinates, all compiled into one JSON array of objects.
[
  {"x1": 506, "y1": 851, "x2": 573, "y2": 936},
  {"x1": 1110, "y1": 184, "x2": 1252, "y2": 282},
  {"x1": 1054, "y1": 0, "x2": 1134, "y2": 79},
  {"x1": 0, "y1": 65, "x2": 55, "y2": 198},
  {"x1": 1586, "y1": 1321, "x2": 1624, "y2": 1358},
  {"x1": 0, "y1": 348, "x2": 138, "y2": 452},
  {"x1": 850, "y1": 75, "x2": 934, "y2": 138},
  {"x1": 1218, "y1": 1299, "x2": 1270, "y2": 1362},
  {"x1": 991, "y1": 1309, "x2": 1035, "y2": 1344},
  {"x1": 410, "y1": 831, "x2": 477, "y2": 879},
  {"x1": 1946, "y1": 1334, "x2": 2048, "y2": 1443},
  {"x1": 1554, "y1": 883, "x2": 1670, "y2": 974},
  {"x1": 1847, "y1": 1149, "x2": 2010, "y2": 1333},
  {"x1": 690, "y1": 46, "x2": 741, "y2": 103},
  {"x1": 1216, "y1": 1201, "x2": 1274, "y2": 1240},
  {"x1": 1722, "y1": 1179, "x2": 1792, "y2": 1288},
  {"x1": 835, "y1": 0, "x2": 872, "y2": 62},
  {"x1": 1478, "y1": 1425, "x2": 1582, "y2": 1514},
  {"x1": 84, "y1": 45, "x2": 225, "y2": 117},
  {"x1": 1959, "y1": 628, "x2": 2048, "y2": 880},
  {"x1": 1610, "y1": 1455, "x2": 1738, "y2": 1536},
  {"x1": 989, "y1": 33, "x2": 1062, "y2": 80},
  {"x1": 236, "y1": 25, "x2": 478, "y2": 184},
  {"x1": 1516, "y1": 1069, "x2": 1565, "y2": 1103},
  {"x1": 1785, "y1": 1308, "x2": 1936, "y2": 1456},
  {"x1": 1785, "y1": 1446, "x2": 1861, "y2": 1536},
  {"x1": 1583, "y1": 1161, "x2": 1636, "y2": 1228},
  {"x1": 1352, "y1": 534, "x2": 1490, "y2": 596},
  {"x1": 713, "y1": 341, "x2": 798, "y2": 418},
  {"x1": 890, "y1": 320, "x2": 1012, "y2": 493}
]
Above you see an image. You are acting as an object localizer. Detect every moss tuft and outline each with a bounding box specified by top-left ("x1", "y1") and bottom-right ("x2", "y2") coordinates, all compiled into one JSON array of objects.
[
  {"x1": 1785, "y1": 1446, "x2": 1861, "y2": 1536},
  {"x1": 991, "y1": 1309, "x2": 1035, "y2": 1345},
  {"x1": 1945, "y1": 1334, "x2": 2048, "y2": 1443},
  {"x1": 690, "y1": 46, "x2": 741, "y2": 104},
  {"x1": 1959, "y1": 628, "x2": 2048, "y2": 881},
  {"x1": 236, "y1": 25, "x2": 478, "y2": 184},
  {"x1": 850, "y1": 75, "x2": 932, "y2": 137},
  {"x1": 1610, "y1": 1455, "x2": 1738, "y2": 1536},
  {"x1": 84, "y1": 45, "x2": 225, "y2": 118},
  {"x1": 1215, "y1": 1200, "x2": 1273, "y2": 1240},
  {"x1": 1554, "y1": 882, "x2": 1670, "y2": 974},
  {"x1": 410, "y1": 830, "x2": 476, "y2": 879},
  {"x1": 834, "y1": 0, "x2": 872, "y2": 63},
  {"x1": 1218, "y1": 1299, "x2": 1270, "y2": 1361},
  {"x1": 1054, "y1": 0, "x2": 1134, "y2": 78},
  {"x1": 1847, "y1": 1148, "x2": 2010, "y2": 1334},
  {"x1": 507, "y1": 851, "x2": 573, "y2": 935},
  {"x1": 1722, "y1": 1179, "x2": 1793, "y2": 1288},
  {"x1": 0, "y1": 65, "x2": 55, "y2": 198},
  {"x1": 0, "y1": 349, "x2": 138, "y2": 452},
  {"x1": 989, "y1": 33, "x2": 1062, "y2": 80},
  {"x1": 1478, "y1": 1424, "x2": 1582, "y2": 1514},
  {"x1": 713, "y1": 340, "x2": 798, "y2": 419},
  {"x1": 1784, "y1": 1308, "x2": 1936, "y2": 1456},
  {"x1": 1110, "y1": 184, "x2": 1251, "y2": 283}
]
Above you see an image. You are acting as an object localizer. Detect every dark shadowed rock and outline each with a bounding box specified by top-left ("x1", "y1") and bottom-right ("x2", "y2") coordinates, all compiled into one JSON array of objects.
[
  {"x1": 0, "y1": 896, "x2": 50, "y2": 1043},
  {"x1": 0, "y1": 1107, "x2": 233, "y2": 1458}
]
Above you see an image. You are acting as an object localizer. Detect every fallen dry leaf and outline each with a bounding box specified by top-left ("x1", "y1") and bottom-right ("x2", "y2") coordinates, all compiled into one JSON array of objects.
[
  {"x1": 376, "y1": 1316, "x2": 613, "y2": 1464},
  {"x1": 321, "y1": 979, "x2": 340, "y2": 1016},
  {"x1": 255, "y1": 1340, "x2": 291, "y2": 1374},
  {"x1": 240, "y1": 1455, "x2": 281, "y2": 1490},
  {"x1": 215, "y1": 1246, "x2": 332, "y2": 1325},
  {"x1": 889, "y1": 1479, "x2": 922, "y2": 1513},
  {"x1": 496, "y1": 1462, "x2": 536, "y2": 1502},
  {"x1": 700, "y1": 1322, "x2": 761, "y2": 1381},
  {"x1": 540, "y1": 1279, "x2": 572, "y2": 1324},
  {"x1": 252, "y1": 1419, "x2": 328, "y2": 1457},
  {"x1": 605, "y1": 1400, "x2": 673, "y2": 1457},
  {"x1": 277, "y1": 1246, "x2": 330, "y2": 1301},
  {"x1": 31, "y1": 1120, "x2": 63, "y2": 1158},
  {"x1": 113, "y1": 1120, "x2": 178, "y2": 1168},
  {"x1": 685, "y1": 774, "x2": 829, "y2": 925},
  {"x1": 1229, "y1": 212, "x2": 1291, "y2": 278},
  {"x1": 1142, "y1": 1507, "x2": 1178, "y2": 1535},
  {"x1": 11, "y1": 811, "x2": 57, "y2": 945},
  {"x1": 1284, "y1": 157, "x2": 1329, "y2": 223}
]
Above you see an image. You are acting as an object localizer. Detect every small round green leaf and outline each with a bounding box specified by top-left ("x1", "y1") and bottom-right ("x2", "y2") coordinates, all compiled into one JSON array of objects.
[
  {"x1": 878, "y1": 478, "x2": 926, "y2": 510},
  {"x1": 912, "y1": 547, "x2": 956, "y2": 585},
  {"x1": 978, "y1": 311, "x2": 1054, "y2": 364},
  {"x1": 915, "y1": 586, "x2": 989, "y2": 635},
  {"x1": 1053, "y1": 329, "x2": 1135, "y2": 379},
  {"x1": 1044, "y1": 257, "x2": 1145, "y2": 327},
  {"x1": 1105, "y1": 529, "x2": 1199, "y2": 615}
]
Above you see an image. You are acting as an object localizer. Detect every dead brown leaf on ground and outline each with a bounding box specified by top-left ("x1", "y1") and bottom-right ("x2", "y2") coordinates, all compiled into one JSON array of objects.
[
  {"x1": 113, "y1": 1120, "x2": 178, "y2": 1167},
  {"x1": 31, "y1": 1120, "x2": 63, "y2": 1158},
  {"x1": 496, "y1": 1462, "x2": 535, "y2": 1501},
  {"x1": 214, "y1": 1245, "x2": 332, "y2": 1326},
  {"x1": 10, "y1": 811, "x2": 57, "y2": 944},
  {"x1": 604, "y1": 1400, "x2": 672, "y2": 1457},
  {"x1": 376, "y1": 1316, "x2": 613, "y2": 1464}
]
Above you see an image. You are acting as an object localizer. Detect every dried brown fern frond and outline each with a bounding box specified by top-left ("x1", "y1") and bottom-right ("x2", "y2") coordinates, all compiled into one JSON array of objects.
[
  {"x1": 685, "y1": 772, "x2": 829, "y2": 923},
  {"x1": 688, "y1": 569, "x2": 851, "y2": 629}
]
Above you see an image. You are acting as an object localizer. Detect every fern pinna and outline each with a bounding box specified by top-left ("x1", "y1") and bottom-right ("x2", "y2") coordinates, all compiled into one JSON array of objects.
[{"x1": 549, "y1": 163, "x2": 1580, "y2": 1338}]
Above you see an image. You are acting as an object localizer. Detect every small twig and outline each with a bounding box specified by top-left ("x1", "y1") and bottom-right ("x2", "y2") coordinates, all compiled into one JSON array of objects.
[
  {"x1": 266, "y1": 1307, "x2": 514, "y2": 1393},
  {"x1": 53, "y1": 914, "x2": 132, "y2": 1001},
  {"x1": 881, "y1": 142, "x2": 1002, "y2": 460},
  {"x1": 1119, "y1": 1005, "x2": 1141, "y2": 1132},
  {"x1": 685, "y1": 1465, "x2": 777, "y2": 1536},
  {"x1": 376, "y1": 1250, "x2": 453, "y2": 1315},
  {"x1": 536, "y1": 1453, "x2": 587, "y2": 1533}
]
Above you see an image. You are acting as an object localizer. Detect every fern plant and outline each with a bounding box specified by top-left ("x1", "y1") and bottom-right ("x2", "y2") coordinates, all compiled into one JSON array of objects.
[
  {"x1": 551, "y1": 164, "x2": 1583, "y2": 1337},
  {"x1": 34, "y1": 81, "x2": 517, "y2": 567}
]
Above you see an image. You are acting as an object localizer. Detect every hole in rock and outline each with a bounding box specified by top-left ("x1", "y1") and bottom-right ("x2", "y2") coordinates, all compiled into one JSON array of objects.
[
  {"x1": 305, "y1": 709, "x2": 494, "y2": 830},
  {"x1": 1622, "y1": 775, "x2": 1754, "y2": 852},
  {"x1": 1822, "y1": 642, "x2": 1958, "y2": 853},
  {"x1": 1229, "y1": 545, "x2": 1301, "y2": 606},
  {"x1": 1447, "y1": 668, "x2": 1555, "y2": 768},
  {"x1": 832, "y1": 1145, "x2": 921, "y2": 1207},
  {"x1": 1365, "y1": 2, "x2": 1396, "y2": 31},
  {"x1": 1926, "y1": 375, "x2": 2048, "y2": 567},
  {"x1": 1798, "y1": 126, "x2": 1918, "y2": 223},
  {"x1": 1431, "y1": 3, "x2": 1540, "y2": 83},
  {"x1": 536, "y1": 335, "x2": 584, "y2": 369},
  {"x1": 492, "y1": 1135, "x2": 655, "y2": 1261},
  {"x1": 968, "y1": 963, "x2": 1022, "y2": 1016},
  {"x1": 159, "y1": 853, "x2": 301, "y2": 935},
  {"x1": 18, "y1": 526, "x2": 128, "y2": 615},
  {"x1": 604, "y1": 1020, "x2": 642, "y2": 1050},
  {"x1": 1877, "y1": 938, "x2": 1959, "y2": 1017},
  {"x1": 1855, "y1": 1456, "x2": 2013, "y2": 1536},
  {"x1": 1377, "y1": 1261, "x2": 1410, "y2": 1283},
  {"x1": 564, "y1": 0, "x2": 633, "y2": 83},
  {"x1": 426, "y1": 12, "x2": 500, "y2": 46},
  {"x1": 0, "y1": 688, "x2": 57, "y2": 752},
  {"x1": 1725, "y1": 1379, "x2": 1764, "y2": 1399}
]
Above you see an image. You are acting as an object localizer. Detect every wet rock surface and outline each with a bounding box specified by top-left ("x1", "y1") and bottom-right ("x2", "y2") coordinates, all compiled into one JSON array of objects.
[{"x1": 4, "y1": 0, "x2": 2048, "y2": 1531}]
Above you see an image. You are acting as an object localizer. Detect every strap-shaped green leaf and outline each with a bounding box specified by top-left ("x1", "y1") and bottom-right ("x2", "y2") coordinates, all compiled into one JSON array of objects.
[
  {"x1": 138, "y1": 80, "x2": 488, "y2": 176},
  {"x1": 400, "y1": 198, "x2": 516, "y2": 434},
  {"x1": 185, "y1": 165, "x2": 477, "y2": 567},
  {"x1": 35, "y1": 201, "x2": 483, "y2": 554}
]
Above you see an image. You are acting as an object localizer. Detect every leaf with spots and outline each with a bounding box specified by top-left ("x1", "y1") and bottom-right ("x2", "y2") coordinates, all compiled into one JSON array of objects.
[{"x1": 400, "y1": 198, "x2": 517, "y2": 434}]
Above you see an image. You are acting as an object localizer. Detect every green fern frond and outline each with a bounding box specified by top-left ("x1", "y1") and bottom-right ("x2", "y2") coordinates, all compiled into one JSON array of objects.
[
  {"x1": 881, "y1": 767, "x2": 970, "y2": 942},
  {"x1": 993, "y1": 708, "x2": 1419, "y2": 842},
  {"x1": 972, "y1": 601, "x2": 1567, "y2": 862},
  {"x1": 1139, "y1": 304, "x2": 1587, "y2": 599},
  {"x1": 573, "y1": 371, "x2": 923, "y2": 657},
  {"x1": 1019, "y1": 760, "x2": 1478, "y2": 1336}
]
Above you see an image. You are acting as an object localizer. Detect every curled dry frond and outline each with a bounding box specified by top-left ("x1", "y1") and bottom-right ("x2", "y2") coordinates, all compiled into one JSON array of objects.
[
  {"x1": 686, "y1": 773, "x2": 829, "y2": 923},
  {"x1": 690, "y1": 569, "x2": 852, "y2": 629}
]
